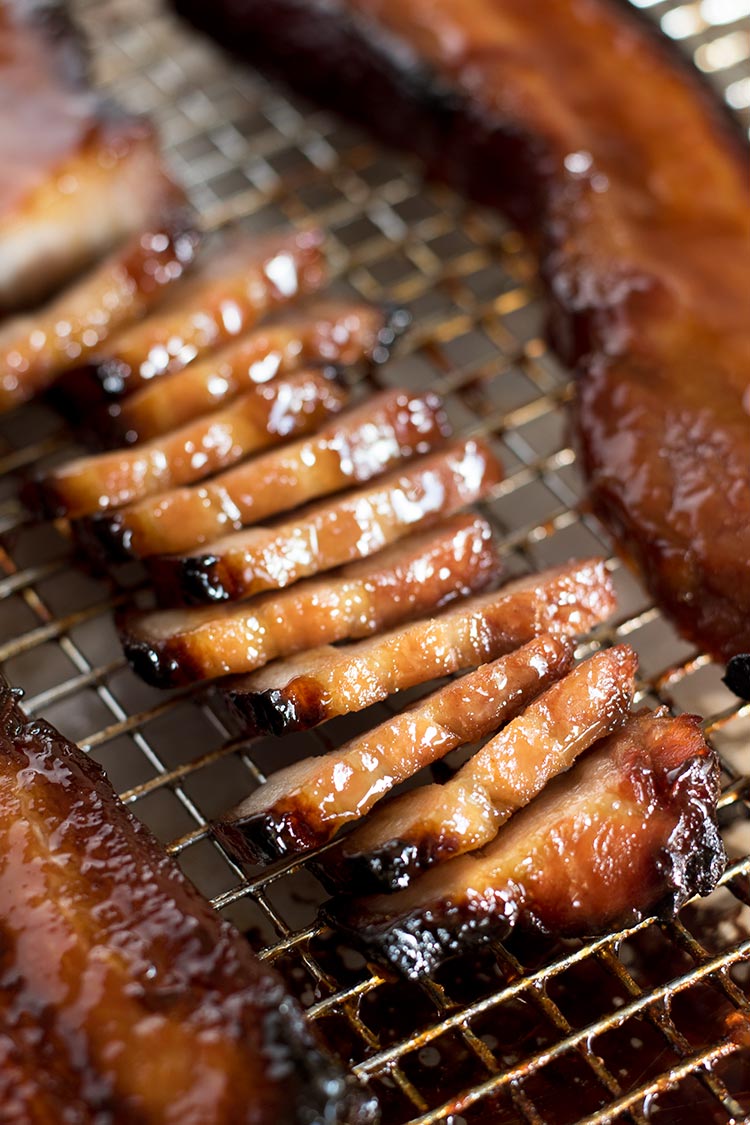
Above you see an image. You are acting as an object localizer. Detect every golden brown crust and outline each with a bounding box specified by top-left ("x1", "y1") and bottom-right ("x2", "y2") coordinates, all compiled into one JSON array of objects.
[
  {"x1": 111, "y1": 300, "x2": 408, "y2": 444},
  {"x1": 176, "y1": 0, "x2": 750, "y2": 660},
  {"x1": 78, "y1": 387, "x2": 450, "y2": 560},
  {"x1": 0, "y1": 678, "x2": 377, "y2": 1122},
  {"x1": 148, "y1": 438, "x2": 502, "y2": 605},
  {"x1": 25, "y1": 368, "x2": 347, "y2": 519},
  {"x1": 326, "y1": 711, "x2": 725, "y2": 979},
  {"x1": 120, "y1": 513, "x2": 501, "y2": 687},
  {"x1": 324, "y1": 645, "x2": 637, "y2": 890},
  {"x1": 216, "y1": 634, "x2": 573, "y2": 866},
  {"x1": 227, "y1": 557, "x2": 616, "y2": 734}
]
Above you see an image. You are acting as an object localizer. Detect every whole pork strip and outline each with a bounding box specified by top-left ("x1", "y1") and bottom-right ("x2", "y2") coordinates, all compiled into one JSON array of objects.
[
  {"x1": 0, "y1": 0, "x2": 187, "y2": 313},
  {"x1": 58, "y1": 227, "x2": 328, "y2": 412},
  {"x1": 0, "y1": 679, "x2": 377, "y2": 1123},
  {"x1": 325, "y1": 711, "x2": 725, "y2": 980},
  {"x1": 24, "y1": 369, "x2": 347, "y2": 519},
  {"x1": 217, "y1": 635, "x2": 573, "y2": 866},
  {"x1": 78, "y1": 387, "x2": 449, "y2": 559},
  {"x1": 174, "y1": 0, "x2": 750, "y2": 662},
  {"x1": 324, "y1": 645, "x2": 637, "y2": 891},
  {"x1": 119, "y1": 514, "x2": 500, "y2": 688},
  {"x1": 113, "y1": 300, "x2": 405, "y2": 443},
  {"x1": 226, "y1": 557, "x2": 616, "y2": 734},
  {"x1": 148, "y1": 438, "x2": 502, "y2": 605}
]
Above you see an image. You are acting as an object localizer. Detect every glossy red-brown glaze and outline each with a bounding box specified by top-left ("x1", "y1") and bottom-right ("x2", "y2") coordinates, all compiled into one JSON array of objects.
[
  {"x1": 217, "y1": 634, "x2": 573, "y2": 866},
  {"x1": 60, "y1": 227, "x2": 328, "y2": 411},
  {"x1": 326, "y1": 644, "x2": 636, "y2": 890},
  {"x1": 176, "y1": 0, "x2": 750, "y2": 662},
  {"x1": 0, "y1": 2, "x2": 186, "y2": 313},
  {"x1": 113, "y1": 300, "x2": 405, "y2": 443},
  {"x1": 0, "y1": 211, "x2": 198, "y2": 412},
  {"x1": 80, "y1": 387, "x2": 449, "y2": 559},
  {"x1": 227, "y1": 557, "x2": 616, "y2": 734},
  {"x1": 120, "y1": 513, "x2": 500, "y2": 687},
  {"x1": 148, "y1": 438, "x2": 502, "y2": 604},
  {"x1": 25, "y1": 369, "x2": 346, "y2": 519},
  {"x1": 0, "y1": 680, "x2": 377, "y2": 1123},
  {"x1": 326, "y1": 711, "x2": 725, "y2": 979}
]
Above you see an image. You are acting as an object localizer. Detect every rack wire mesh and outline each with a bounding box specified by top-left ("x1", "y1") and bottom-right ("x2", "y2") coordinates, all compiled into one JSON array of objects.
[{"x1": 1, "y1": 0, "x2": 750, "y2": 1121}]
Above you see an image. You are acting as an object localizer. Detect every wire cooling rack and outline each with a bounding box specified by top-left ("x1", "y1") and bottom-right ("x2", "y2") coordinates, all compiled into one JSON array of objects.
[{"x1": 1, "y1": 1, "x2": 749, "y2": 1121}]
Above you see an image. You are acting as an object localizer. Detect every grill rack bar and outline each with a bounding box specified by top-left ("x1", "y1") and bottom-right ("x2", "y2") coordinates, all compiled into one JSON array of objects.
[{"x1": 0, "y1": 1, "x2": 749, "y2": 1121}]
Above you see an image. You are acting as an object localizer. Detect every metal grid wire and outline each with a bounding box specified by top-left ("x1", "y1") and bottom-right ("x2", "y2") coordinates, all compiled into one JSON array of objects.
[{"x1": 1, "y1": 0, "x2": 750, "y2": 1121}]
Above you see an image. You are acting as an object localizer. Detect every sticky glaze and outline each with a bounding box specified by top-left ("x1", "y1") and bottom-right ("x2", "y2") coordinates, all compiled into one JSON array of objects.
[
  {"x1": 218, "y1": 634, "x2": 573, "y2": 867},
  {"x1": 327, "y1": 711, "x2": 725, "y2": 980},
  {"x1": 60, "y1": 227, "x2": 329, "y2": 410},
  {"x1": 26, "y1": 368, "x2": 346, "y2": 519},
  {"x1": 112, "y1": 300, "x2": 407, "y2": 443},
  {"x1": 147, "y1": 438, "x2": 502, "y2": 604},
  {"x1": 328, "y1": 645, "x2": 637, "y2": 890},
  {"x1": 80, "y1": 386, "x2": 450, "y2": 559},
  {"x1": 119, "y1": 513, "x2": 500, "y2": 687},
  {"x1": 227, "y1": 557, "x2": 616, "y2": 734},
  {"x1": 0, "y1": 680, "x2": 377, "y2": 1122}
]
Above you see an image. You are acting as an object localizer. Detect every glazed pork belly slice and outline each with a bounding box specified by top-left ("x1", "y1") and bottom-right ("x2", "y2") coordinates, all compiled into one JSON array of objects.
[
  {"x1": 148, "y1": 438, "x2": 502, "y2": 605},
  {"x1": 0, "y1": 679, "x2": 376, "y2": 1124},
  {"x1": 226, "y1": 557, "x2": 616, "y2": 735},
  {"x1": 119, "y1": 514, "x2": 499, "y2": 688},
  {"x1": 57, "y1": 226, "x2": 328, "y2": 413},
  {"x1": 324, "y1": 645, "x2": 637, "y2": 892},
  {"x1": 24, "y1": 368, "x2": 347, "y2": 520},
  {"x1": 0, "y1": 207, "x2": 198, "y2": 412},
  {"x1": 78, "y1": 387, "x2": 450, "y2": 560},
  {"x1": 217, "y1": 635, "x2": 573, "y2": 866},
  {"x1": 113, "y1": 299, "x2": 405, "y2": 443},
  {"x1": 326, "y1": 711, "x2": 725, "y2": 980},
  {"x1": 0, "y1": 1, "x2": 188, "y2": 314}
]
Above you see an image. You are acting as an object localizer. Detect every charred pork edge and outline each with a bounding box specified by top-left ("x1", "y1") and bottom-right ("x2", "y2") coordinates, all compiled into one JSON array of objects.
[
  {"x1": 216, "y1": 638, "x2": 576, "y2": 867},
  {"x1": 50, "y1": 226, "x2": 328, "y2": 425},
  {"x1": 116, "y1": 514, "x2": 501, "y2": 688},
  {"x1": 103, "y1": 297, "x2": 412, "y2": 444},
  {"x1": 147, "y1": 439, "x2": 501, "y2": 606},
  {"x1": 225, "y1": 559, "x2": 615, "y2": 735},
  {"x1": 70, "y1": 372, "x2": 442, "y2": 562},
  {"x1": 320, "y1": 646, "x2": 636, "y2": 892},
  {"x1": 321, "y1": 722, "x2": 724, "y2": 979}
]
